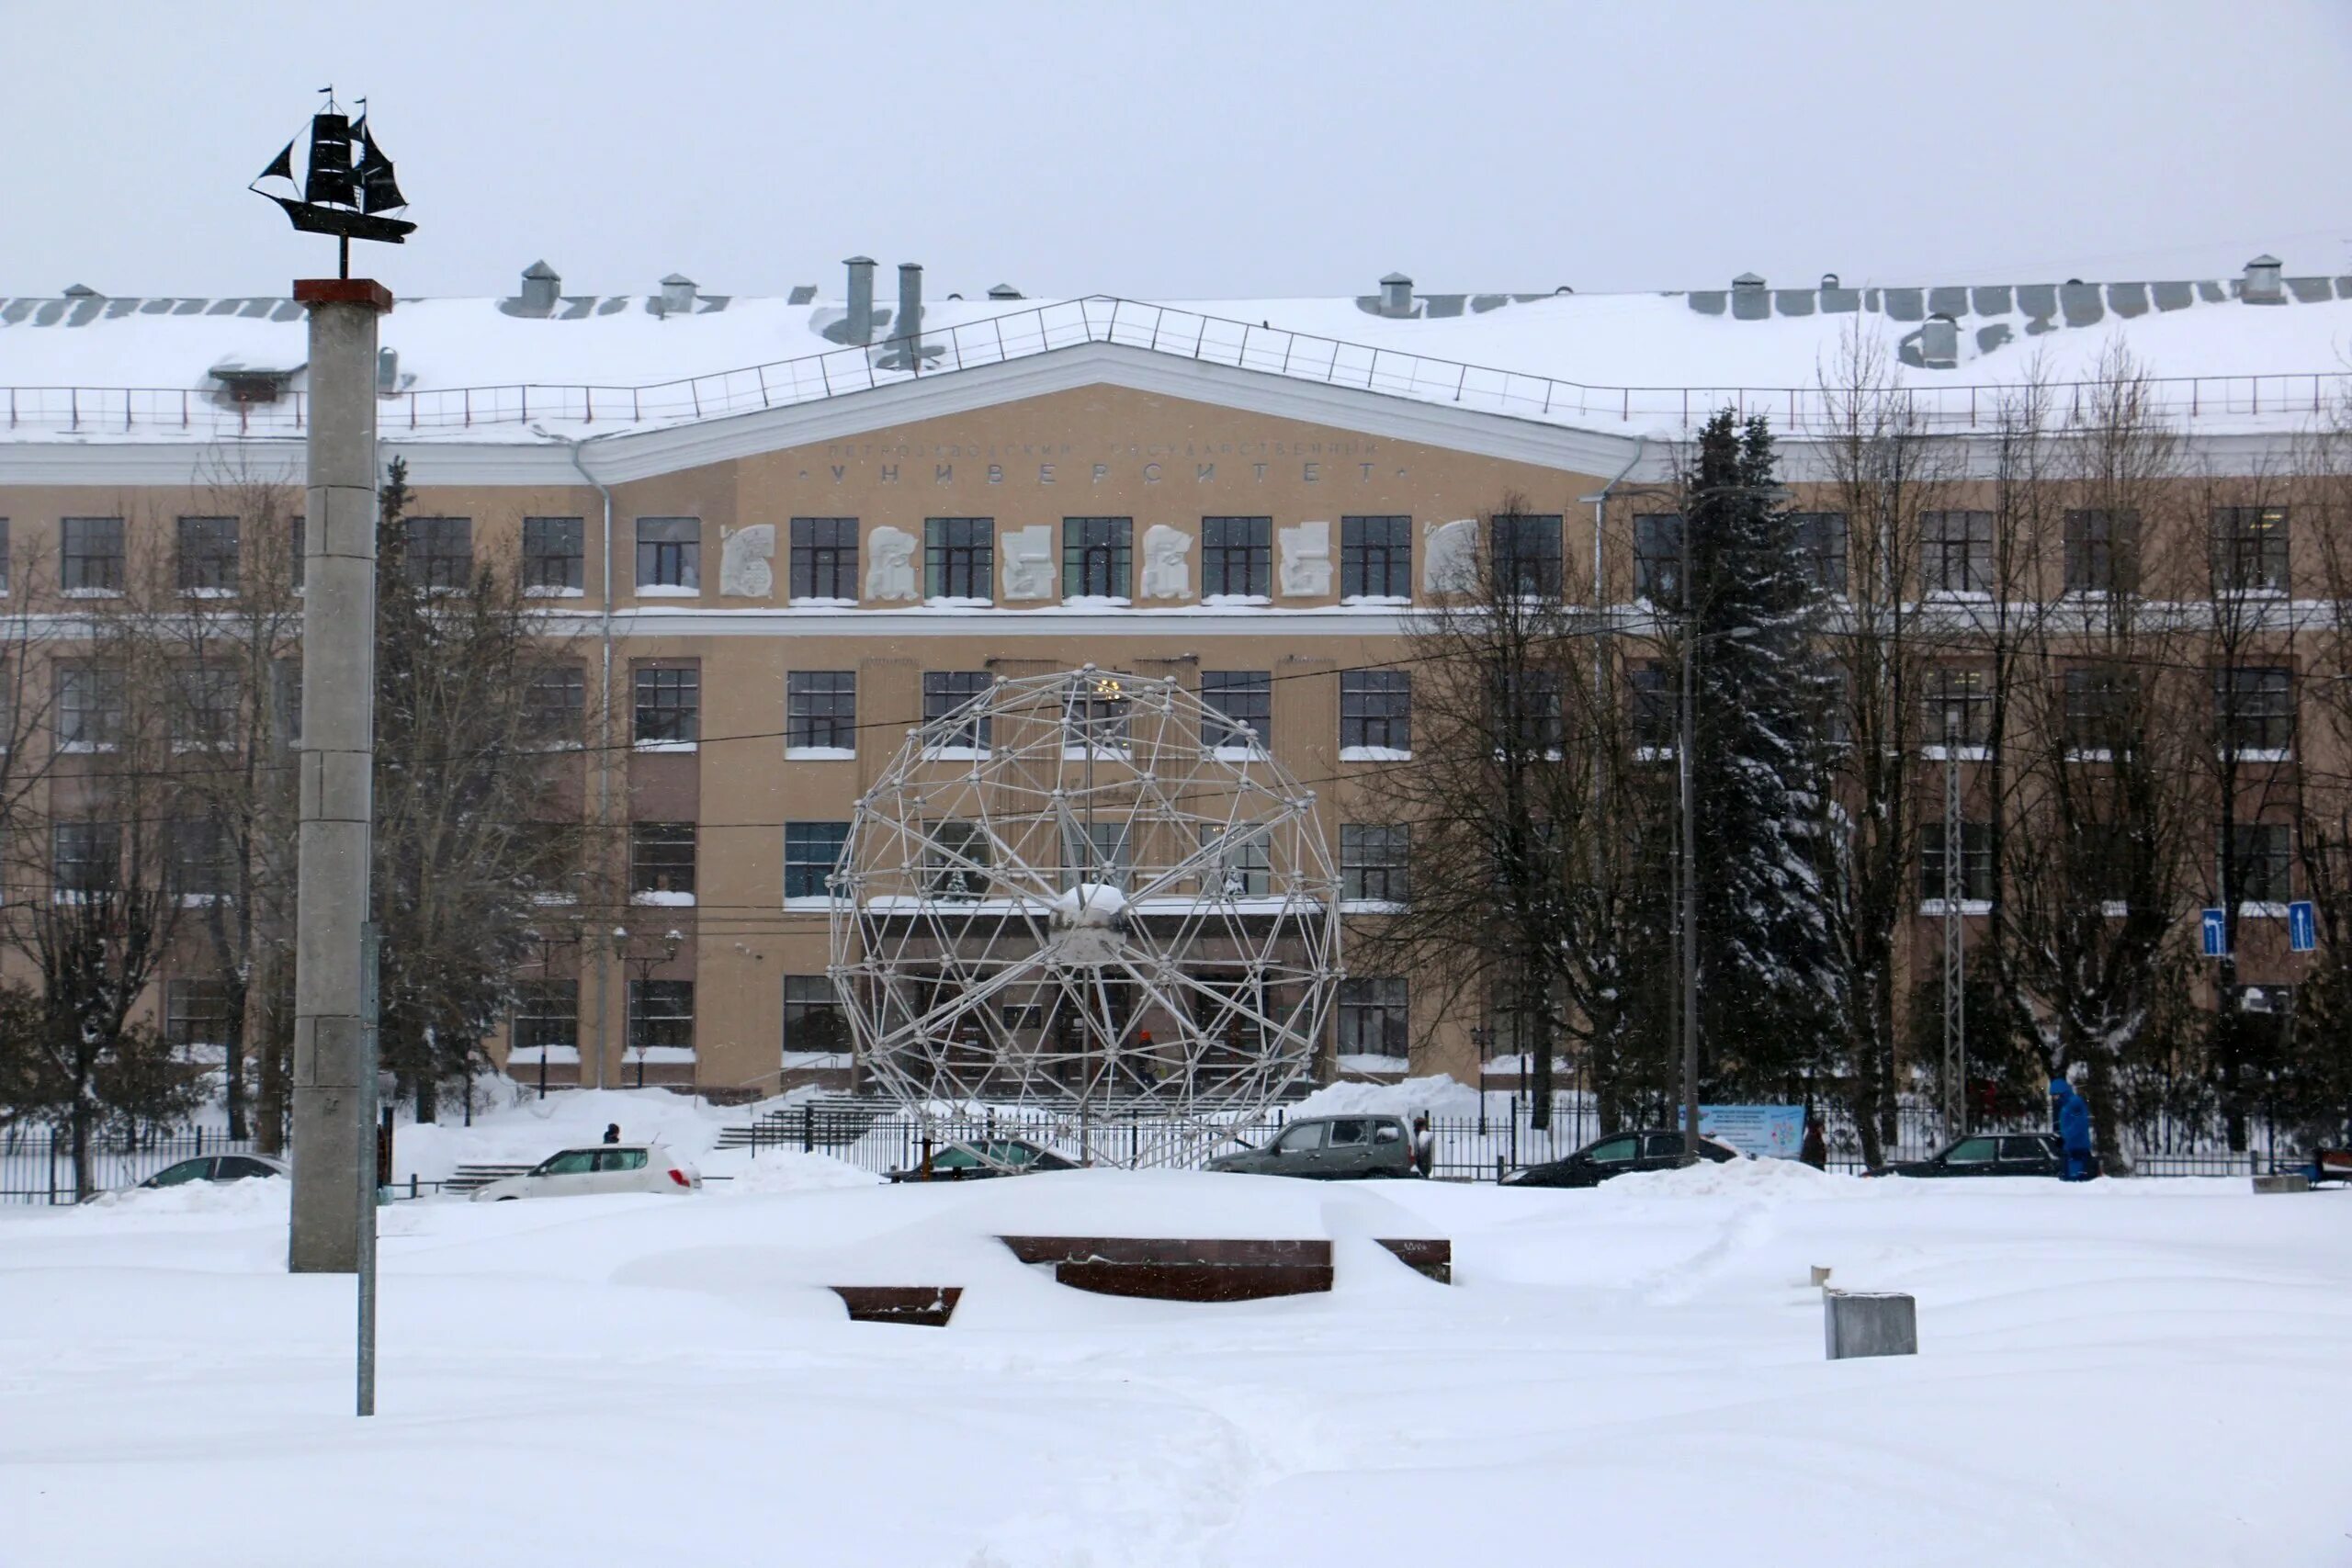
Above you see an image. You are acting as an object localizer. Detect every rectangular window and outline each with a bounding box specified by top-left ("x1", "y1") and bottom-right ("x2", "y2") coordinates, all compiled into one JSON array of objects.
[
  {"x1": 51, "y1": 820, "x2": 118, "y2": 894},
  {"x1": 1340, "y1": 515, "x2": 1411, "y2": 600},
  {"x1": 171, "y1": 662, "x2": 239, "y2": 750},
  {"x1": 1201, "y1": 516, "x2": 1272, "y2": 598},
  {"x1": 165, "y1": 979, "x2": 233, "y2": 1049},
  {"x1": 1492, "y1": 514, "x2": 1564, "y2": 597},
  {"x1": 1629, "y1": 661, "x2": 1675, "y2": 750},
  {"x1": 56, "y1": 662, "x2": 125, "y2": 750},
  {"x1": 629, "y1": 821, "x2": 696, "y2": 899},
  {"x1": 784, "y1": 821, "x2": 850, "y2": 899},
  {"x1": 1340, "y1": 670, "x2": 1411, "y2": 754},
  {"x1": 1082, "y1": 820, "x2": 1131, "y2": 889},
  {"x1": 2227, "y1": 823, "x2": 2294, "y2": 904},
  {"x1": 628, "y1": 980, "x2": 695, "y2": 1054},
  {"x1": 1495, "y1": 670, "x2": 1564, "y2": 753},
  {"x1": 524, "y1": 663, "x2": 586, "y2": 744},
  {"x1": 1633, "y1": 513, "x2": 1683, "y2": 604},
  {"x1": 786, "y1": 671, "x2": 857, "y2": 752},
  {"x1": 1920, "y1": 820, "x2": 1994, "y2": 903},
  {"x1": 1201, "y1": 671, "x2": 1271, "y2": 750},
  {"x1": 2064, "y1": 508, "x2": 2138, "y2": 594},
  {"x1": 634, "y1": 516, "x2": 700, "y2": 592},
  {"x1": 512, "y1": 980, "x2": 580, "y2": 1057},
  {"x1": 271, "y1": 658, "x2": 302, "y2": 750},
  {"x1": 521, "y1": 820, "x2": 581, "y2": 901},
  {"x1": 783, "y1": 975, "x2": 851, "y2": 1056},
  {"x1": 1202, "y1": 824, "x2": 1271, "y2": 897},
  {"x1": 1064, "y1": 674, "x2": 1131, "y2": 753},
  {"x1": 1338, "y1": 976, "x2": 1409, "y2": 1056},
  {"x1": 922, "y1": 671, "x2": 992, "y2": 750},
  {"x1": 1922, "y1": 510, "x2": 1993, "y2": 596},
  {"x1": 289, "y1": 515, "x2": 304, "y2": 594},
  {"x1": 61, "y1": 516, "x2": 125, "y2": 594},
  {"x1": 1927, "y1": 665, "x2": 1991, "y2": 750},
  {"x1": 1062, "y1": 516, "x2": 1133, "y2": 599},
  {"x1": 925, "y1": 820, "x2": 991, "y2": 899},
  {"x1": 2062, "y1": 665, "x2": 2134, "y2": 753},
  {"x1": 2216, "y1": 666, "x2": 2294, "y2": 754},
  {"x1": 633, "y1": 664, "x2": 699, "y2": 747},
  {"x1": 523, "y1": 516, "x2": 585, "y2": 593},
  {"x1": 789, "y1": 517, "x2": 858, "y2": 601},
  {"x1": 405, "y1": 516, "x2": 473, "y2": 590},
  {"x1": 2211, "y1": 506, "x2": 2290, "y2": 594},
  {"x1": 1791, "y1": 512, "x2": 1848, "y2": 595},
  {"x1": 166, "y1": 818, "x2": 232, "y2": 899},
  {"x1": 176, "y1": 515, "x2": 239, "y2": 594},
  {"x1": 923, "y1": 517, "x2": 994, "y2": 600},
  {"x1": 1341, "y1": 824, "x2": 1409, "y2": 903}
]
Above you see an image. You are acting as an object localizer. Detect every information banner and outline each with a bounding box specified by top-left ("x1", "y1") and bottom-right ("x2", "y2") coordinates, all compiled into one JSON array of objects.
[{"x1": 1697, "y1": 1104, "x2": 1806, "y2": 1159}]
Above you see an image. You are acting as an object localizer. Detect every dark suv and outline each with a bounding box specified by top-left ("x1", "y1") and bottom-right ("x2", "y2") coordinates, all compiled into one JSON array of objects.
[
  {"x1": 1875, "y1": 1132, "x2": 2077, "y2": 1178},
  {"x1": 1503, "y1": 1129, "x2": 1740, "y2": 1188}
]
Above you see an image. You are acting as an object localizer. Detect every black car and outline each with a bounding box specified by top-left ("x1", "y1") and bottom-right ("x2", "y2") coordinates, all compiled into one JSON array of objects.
[
  {"x1": 885, "y1": 1138, "x2": 1079, "y2": 1183},
  {"x1": 1503, "y1": 1129, "x2": 1741, "y2": 1189},
  {"x1": 1874, "y1": 1132, "x2": 2078, "y2": 1178}
]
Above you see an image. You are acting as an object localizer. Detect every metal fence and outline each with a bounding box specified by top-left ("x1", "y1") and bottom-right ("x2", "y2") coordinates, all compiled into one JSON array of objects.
[
  {"x1": 733, "y1": 1095, "x2": 2314, "y2": 1183},
  {"x1": 0, "y1": 1127, "x2": 255, "y2": 1204},
  {"x1": 8, "y1": 296, "x2": 2347, "y2": 441}
]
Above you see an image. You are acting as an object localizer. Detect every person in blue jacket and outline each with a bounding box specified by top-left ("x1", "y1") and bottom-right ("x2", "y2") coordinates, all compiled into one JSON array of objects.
[{"x1": 2050, "y1": 1075, "x2": 2096, "y2": 1181}]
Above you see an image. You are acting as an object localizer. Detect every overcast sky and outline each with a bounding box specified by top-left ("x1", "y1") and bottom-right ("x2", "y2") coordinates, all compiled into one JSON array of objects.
[{"x1": 5, "y1": 0, "x2": 2348, "y2": 303}]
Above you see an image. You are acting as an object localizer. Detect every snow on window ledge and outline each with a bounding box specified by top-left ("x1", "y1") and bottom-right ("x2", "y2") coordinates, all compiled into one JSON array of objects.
[
  {"x1": 624, "y1": 1046, "x2": 697, "y2": 1066},
  {"x1": 1634, "y1": 745, "x2": 1677, "y2": 763},
  {"x1": 1918, "y1": 898, "x2": 1994, "y2": 917},
  {"x1": 786, "y1": 746, "x2": 856, "y2": 761},
  {"x1": 1340, "y1": 594, "x2": 1411, "y2": 607},
  {"x1": 924, "y1": 596, "x2": 994, "y2": 610},
  {"x1": 1337, "y1": 1053, "x2": 1410, "y2": 1076},
  {"x1": 524, "y1": 584, "x2": 586, "y2": 599},
  {"x1": 2066, "y1": 749, "x2": 2115, "y2": 764},
  {"x1": 1201, "y1": 593, "x2": 1272, "y2": 608},
  {"x1": 2222, "y1": 748, "x2": 2292, "y2": 764},
  {"x1": 634, "y1": 739, "x2": 697, "y2": 754},
  {"x1": 635, "y1": 583, "x2": 700, "y2": 598},
  {"x1": 2238, "y1": 901, "x2": 2290, "y2": 919},
  {"x1": 631, "y1": 889, "x2": 696, "y2": 908},
  {"x1": 1060, "y1": 595, "x2": 1133, "y2": 610},
  {"x1": 921, "y1": 745, "x2": 990, "y2": 761},
  {"x1": 1339, "y1": 745, "x2": 1411, "y2": 762},
  {"x1": 1924, "y1": 589, "x2": 1994, "y2": 604},
  {"x1": 1339, "y1": 899, "x2": 1406, "y2": 915},
  {"x1": 790, "y1": 597, "x2": 857, "y2": 609},
  {"x1": 55, "y1": 742, "x2": 116, "y2": 755},
  {"x1": 506, "y1": 1045, "x2": 582, "y2": 1066},
  {"x1": 178, "y1": 586, "x2": 236, "y2": 600},
  {"x1": 62, "y1": 587, "x2": 123, "y2": 600},
  {"x1": 1921, "y1": 745, "x2": 1992, "y2": 762},
  {"x1": 2101, "y1": 900, "x2": 2131, "y2": 918},
  {"x1": 176, "y1": 893, "x2": 224, "y2": 908},
  {"x1": 782, "y1": 896, "x2": 834, "y2": 911},
  {"x1": 1211, "y1": 744, "x2": 1267, "y2": 763},
  {"x1": 531, "y1": 892, "x2": 580, "y2": 908},
  {"x1": 1061, "y1": 745, "x2": 1133, "y2": 761}
]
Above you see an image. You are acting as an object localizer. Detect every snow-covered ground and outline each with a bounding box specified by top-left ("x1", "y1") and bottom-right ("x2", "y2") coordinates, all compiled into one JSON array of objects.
[{"x1": 1, "y1": 1161, "x2": 2346, "y2": 1566}]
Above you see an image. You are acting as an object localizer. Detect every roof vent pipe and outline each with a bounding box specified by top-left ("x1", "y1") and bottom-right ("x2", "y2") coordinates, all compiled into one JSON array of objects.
[
  {"x1": 377, "y1": 347, "x2": 400, "y2": 395},
  {"x1": 1919, "y1": 312, "x2": 1959, "y2": 369},
  {"x1": 2243, "y1": 254, "x2": 2284, "y2": 304},
  {"x1": 62, "y1": 283, "x2": 99, "y2": 299},
  {"x1": 519, "y1": 261, "x2": 560, "y2": 316},
  {"x1": 845, "y1": 256, "x2": 876, "y2": 344},
  {"x1": 659, "y1": 273, "x2": 697, "y2": 315},
  {"x1": 897, "y1": 262, "x2": 923, "y2": 350},
  {"x1": 1380, "y1": 271, "x2": 1414, "y2": 318},
  {"x1": 1731, "y1": 271, "x2": 1769, "y2": 321},
  {"x1": 988, "y1": 283, "x2": 1023, "y2": 300},
  {"x1": 1820, "y1": 272, "x2": 1839, "y2": 290}
]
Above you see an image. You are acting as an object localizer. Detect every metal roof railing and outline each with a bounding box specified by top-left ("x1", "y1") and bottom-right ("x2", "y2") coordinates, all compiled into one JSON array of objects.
[{"x1": 6, "y1": 295, "x2": 2349, "y2": 442}]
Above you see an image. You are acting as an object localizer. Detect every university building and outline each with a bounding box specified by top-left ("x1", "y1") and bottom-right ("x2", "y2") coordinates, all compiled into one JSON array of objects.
[{"x1": 1, "y1": 256, "x2": 2345, "y2": 1100}]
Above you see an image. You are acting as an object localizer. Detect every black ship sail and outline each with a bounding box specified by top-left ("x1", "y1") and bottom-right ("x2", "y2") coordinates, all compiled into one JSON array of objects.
[{"x1": 252, "y1": 95, "x2": 415, "y2": 261}]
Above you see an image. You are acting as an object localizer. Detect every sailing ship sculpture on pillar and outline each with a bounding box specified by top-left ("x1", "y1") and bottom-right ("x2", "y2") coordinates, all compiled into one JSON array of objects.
[{"x1": 251, "y1": 89, "x2": 415, "y2": 276}]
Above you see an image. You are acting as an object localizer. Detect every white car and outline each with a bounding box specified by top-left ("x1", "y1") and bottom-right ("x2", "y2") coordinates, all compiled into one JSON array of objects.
[{"x1": 470, "y1": 1143, "x2": 703, "y2": 1201}]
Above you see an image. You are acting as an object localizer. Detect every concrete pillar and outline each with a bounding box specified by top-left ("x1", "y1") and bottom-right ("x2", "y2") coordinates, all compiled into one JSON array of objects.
[
  {"x1": 288, "y1": 278, "x2": 390, "y2": 1274},
  {"x1": 897, "y1": 263, "x2": 923, "y2": 353}
]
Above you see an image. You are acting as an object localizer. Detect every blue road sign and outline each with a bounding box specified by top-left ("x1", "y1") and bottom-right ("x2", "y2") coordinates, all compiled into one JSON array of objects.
[
  {"x1": 2200, "y1": 908, "x2": 2229, "y2": 958},
  {"x1": 2290, "y1": 900, "x2": 2317, "y2": 953}
]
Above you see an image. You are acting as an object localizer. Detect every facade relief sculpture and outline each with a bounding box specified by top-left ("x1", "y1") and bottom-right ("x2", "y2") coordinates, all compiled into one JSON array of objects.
[
  {"x1": 718, "y1": 524, "x2": 775, "y2": 598},
  {"x1": 865, "y1": 525, "x2": 920, "y2": 602},
  {"x1": 1140, "y1": 524, "x2": 1193, "y2": 600},
  {"x1": 1278, "y1": 520, "x2": 1332, "y2": 597},
  {"x1": 1000, "y1": 524, "x2": 1055, "y2": 600}
]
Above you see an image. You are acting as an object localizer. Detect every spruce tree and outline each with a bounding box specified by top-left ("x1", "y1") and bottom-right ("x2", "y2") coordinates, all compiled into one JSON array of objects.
[{"x1": 1681, "y1": 412, "x2": 1840, "y2": 1089}]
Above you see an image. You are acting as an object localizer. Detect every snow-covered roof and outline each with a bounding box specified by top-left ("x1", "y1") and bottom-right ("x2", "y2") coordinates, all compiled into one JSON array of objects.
[{"x1": 5, "y1": 270, "x2": 2350, "y2": 446}]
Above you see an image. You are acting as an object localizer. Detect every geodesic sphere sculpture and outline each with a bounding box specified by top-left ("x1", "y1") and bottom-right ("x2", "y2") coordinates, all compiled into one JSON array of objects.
[{"x1": 829, "y1": 667, "x2": 1341, "y2": 1168}]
